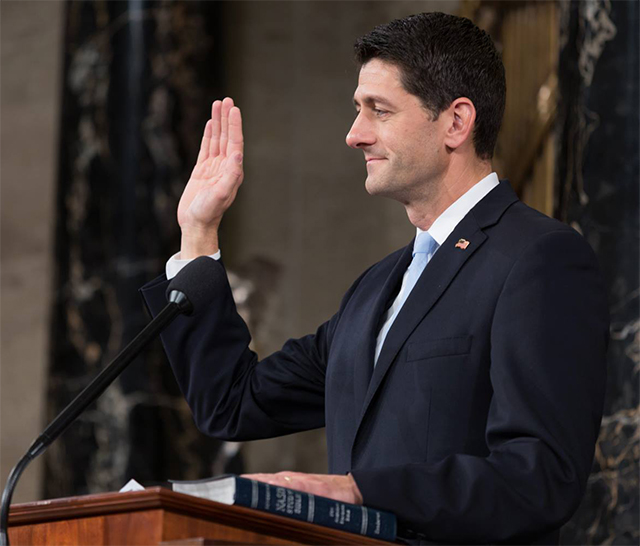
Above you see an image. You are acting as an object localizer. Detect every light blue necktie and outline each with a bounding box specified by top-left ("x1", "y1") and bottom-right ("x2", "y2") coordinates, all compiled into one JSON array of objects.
[{"x1": 374, "y1": 231, "x2": 438, "y2": 366}]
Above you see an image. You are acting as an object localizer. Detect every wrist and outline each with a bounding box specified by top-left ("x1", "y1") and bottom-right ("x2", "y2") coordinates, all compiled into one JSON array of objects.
[{"x1": 180, "y1": 228, "x2": 219, "y2": 260}]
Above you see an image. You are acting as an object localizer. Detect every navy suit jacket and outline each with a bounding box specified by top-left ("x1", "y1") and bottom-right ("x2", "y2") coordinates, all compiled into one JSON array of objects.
[{"x1": 141, "y1": 180, "x2": 609, "y2": 544}]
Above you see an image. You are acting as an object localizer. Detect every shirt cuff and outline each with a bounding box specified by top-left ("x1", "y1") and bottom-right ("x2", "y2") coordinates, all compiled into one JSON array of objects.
[{"x1": 165, "y1": 250, "x2": 221, "y2": 279}]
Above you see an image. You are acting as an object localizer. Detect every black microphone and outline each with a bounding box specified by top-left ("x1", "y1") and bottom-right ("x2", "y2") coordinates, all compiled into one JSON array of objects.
[
  {"x1": 166, "y1": 255, "x2": 225, "y2": 315},
  {"x1": 0, "y1": 256, "x2": 224, "y2": 545}
]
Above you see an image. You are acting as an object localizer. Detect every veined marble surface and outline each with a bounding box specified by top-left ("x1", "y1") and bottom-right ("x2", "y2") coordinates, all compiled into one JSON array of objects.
[
  {"x1": 44, "y1": 0, "x2": 241, "y2": 498},
  {"x1": 557, "y1": 1, "x2": 639, "y2": 544}
]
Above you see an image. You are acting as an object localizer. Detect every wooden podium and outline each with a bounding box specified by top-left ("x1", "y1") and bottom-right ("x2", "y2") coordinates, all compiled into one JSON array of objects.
[{"x1": 8, "y1": 488, "x2": 394, "y2": 545}]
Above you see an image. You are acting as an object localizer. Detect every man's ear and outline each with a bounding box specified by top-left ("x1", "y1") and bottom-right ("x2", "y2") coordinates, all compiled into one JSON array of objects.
[{"x1": 443, "y1": 97, "x2": 476, "y2": 152}]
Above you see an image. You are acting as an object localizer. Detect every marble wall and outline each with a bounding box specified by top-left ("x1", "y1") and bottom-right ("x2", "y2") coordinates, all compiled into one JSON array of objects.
[
  {"x1": 556, "y1": 1, "x2": 639, "y2": 544},
  {"x1": 43, "y1": 0, "x2": 238, "y2": 498}
]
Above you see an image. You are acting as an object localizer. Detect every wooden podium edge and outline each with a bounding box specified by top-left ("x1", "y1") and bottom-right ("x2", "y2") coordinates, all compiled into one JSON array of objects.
[{"x1": 9, "y1": 487, "x2": 394, "y2": 545}]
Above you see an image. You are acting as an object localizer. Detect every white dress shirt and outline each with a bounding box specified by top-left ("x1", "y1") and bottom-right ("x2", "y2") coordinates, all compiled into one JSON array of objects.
[{"x1": 166, "y1": 249, "x2": 221, "y2": 279}]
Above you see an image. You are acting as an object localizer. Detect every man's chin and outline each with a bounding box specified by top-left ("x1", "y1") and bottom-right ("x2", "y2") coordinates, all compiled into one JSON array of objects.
[
  {"x1": 365, "y1": 177, "x2": 412, "y2": 204},
  {"x1": 365, "y1": 176, "x2": 393, "y2": 197}
]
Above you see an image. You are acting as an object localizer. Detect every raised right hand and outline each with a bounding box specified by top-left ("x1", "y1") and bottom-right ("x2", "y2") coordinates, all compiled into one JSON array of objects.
[{"x1": 177, "y1": 97, "x2": 244, "y2": 258}]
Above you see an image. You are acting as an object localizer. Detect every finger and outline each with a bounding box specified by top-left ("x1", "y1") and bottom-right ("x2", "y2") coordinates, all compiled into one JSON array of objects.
[
  {"x1": 242, "y1": 474, "x2": 279, "y2": 486},
  {"x1": 219, "y1": 97, "x2": 234, "y2": 156},
  {"x1": 197, "y1": 120, "x2": 212, "y2": 163},
  {"x1": 210, "y1": 100, "x2": 222, "y2": 157},
  {"x1": 227, "y1": 106, "x2": 244, "y2": 161}
]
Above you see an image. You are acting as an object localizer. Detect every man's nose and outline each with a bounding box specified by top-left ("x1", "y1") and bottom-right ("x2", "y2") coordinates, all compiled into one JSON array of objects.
[{"x1": 346, "y1": 113, "x2": 375, "y2": 149}]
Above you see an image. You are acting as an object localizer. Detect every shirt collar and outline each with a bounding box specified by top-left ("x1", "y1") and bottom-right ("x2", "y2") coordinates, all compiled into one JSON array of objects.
[{"x1": 417, "y1": 172, "x2": 500, "y2": 246}]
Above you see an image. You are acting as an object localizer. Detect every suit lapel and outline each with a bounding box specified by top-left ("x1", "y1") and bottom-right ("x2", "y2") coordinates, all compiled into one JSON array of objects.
[
  {"x1": 350, "y1": 180, "x2": 520, "y2": 456},
  {"x1": 352, "y1": 244, "x2": 413, "y2": 414}
]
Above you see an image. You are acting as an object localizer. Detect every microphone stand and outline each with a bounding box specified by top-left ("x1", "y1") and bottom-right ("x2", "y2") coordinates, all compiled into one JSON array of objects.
[{"x1": 0, "y1": 291, "x2": 190, "y2": 546}]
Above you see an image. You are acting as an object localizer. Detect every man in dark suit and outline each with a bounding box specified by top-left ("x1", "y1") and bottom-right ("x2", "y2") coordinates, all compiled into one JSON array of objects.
[{"x1": 141, "y1": 13, "x2": 608, "y2": 544}]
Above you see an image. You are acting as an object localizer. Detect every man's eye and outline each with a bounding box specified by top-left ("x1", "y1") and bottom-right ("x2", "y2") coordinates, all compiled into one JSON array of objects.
[{"x1": 373, "y1": 108, "x2": 387, "y2": 116}]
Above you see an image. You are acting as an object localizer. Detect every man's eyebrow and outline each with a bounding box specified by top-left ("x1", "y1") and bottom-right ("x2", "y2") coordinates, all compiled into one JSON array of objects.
[{"x1": 352, "y1": 95, "x2": 395, "y2": 108}]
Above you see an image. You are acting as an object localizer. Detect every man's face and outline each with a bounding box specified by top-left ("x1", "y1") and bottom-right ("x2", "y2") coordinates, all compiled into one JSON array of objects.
[{"x1": 346, "y1": 59, "x2": 448, "y2": 203}]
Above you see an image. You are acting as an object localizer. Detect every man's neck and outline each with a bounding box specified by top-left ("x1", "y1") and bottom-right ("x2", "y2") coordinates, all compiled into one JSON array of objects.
[{"x1": 406, "y1": 163, "x2": 492, "y2": 231}]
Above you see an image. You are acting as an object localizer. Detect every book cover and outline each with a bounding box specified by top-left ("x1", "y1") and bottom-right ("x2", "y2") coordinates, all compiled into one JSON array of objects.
[{"x1": 171, "y1": 474, "x2": 396, "y2": 542}]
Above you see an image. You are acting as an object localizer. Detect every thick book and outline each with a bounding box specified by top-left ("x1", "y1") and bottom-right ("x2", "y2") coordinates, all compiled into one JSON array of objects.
[{"x1": 171, "y1": 474, "x2": 397, "y2": 542}]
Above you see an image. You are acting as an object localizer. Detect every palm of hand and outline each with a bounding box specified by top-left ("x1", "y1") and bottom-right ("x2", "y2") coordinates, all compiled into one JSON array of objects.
[{"x1": 179, "y1": 155, "x2": 236, "y2": 229}]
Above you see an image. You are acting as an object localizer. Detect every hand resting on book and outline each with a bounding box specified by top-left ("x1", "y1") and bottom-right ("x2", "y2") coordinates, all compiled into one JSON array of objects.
[{"x1": 242, "y1": 471, "x2": 363, "y2": 506}]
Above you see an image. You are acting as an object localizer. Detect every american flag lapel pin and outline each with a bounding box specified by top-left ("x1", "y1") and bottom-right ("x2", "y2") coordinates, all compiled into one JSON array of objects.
[{"x1": 455, "y1": 238, "x2": 470, "y2": 250}]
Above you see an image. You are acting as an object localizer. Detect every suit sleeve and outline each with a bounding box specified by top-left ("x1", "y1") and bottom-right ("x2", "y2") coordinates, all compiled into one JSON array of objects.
[
  {"x1": 350, "y1": 229, "x2": 609, "y2": 544},
  {"x1": 140, "y1": 259, "x2": 364, "y2": 441}
]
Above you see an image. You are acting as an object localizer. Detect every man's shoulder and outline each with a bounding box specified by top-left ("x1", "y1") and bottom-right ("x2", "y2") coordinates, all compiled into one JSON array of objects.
[
  {"x1": 487, "y1": 199, "x2": 594, "y2": 263},
  {"x1": 498, "y1": 200, "x2": 575, "y2": 238}
]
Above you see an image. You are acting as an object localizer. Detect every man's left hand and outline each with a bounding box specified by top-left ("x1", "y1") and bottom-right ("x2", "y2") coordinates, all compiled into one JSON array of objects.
[{"x1": 242, "y1": 472, "x2": 363, "y2": 505}]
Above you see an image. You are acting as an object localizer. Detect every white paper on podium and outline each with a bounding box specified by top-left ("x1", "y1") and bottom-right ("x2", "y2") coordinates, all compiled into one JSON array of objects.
[{"x1": 119, "y1": 479, "x2": 145, "y2": 493}]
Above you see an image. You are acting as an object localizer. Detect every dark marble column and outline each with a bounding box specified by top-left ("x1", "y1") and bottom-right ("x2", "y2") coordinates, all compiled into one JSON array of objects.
[
  {"x1": 556, "y1": 1, "x2": 639, "y2": 544},
  {"x1": 44, "y1": 0, "x2": 243, "y2": 498}
]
